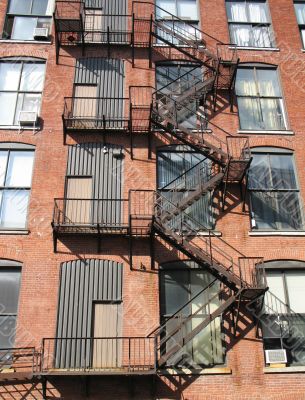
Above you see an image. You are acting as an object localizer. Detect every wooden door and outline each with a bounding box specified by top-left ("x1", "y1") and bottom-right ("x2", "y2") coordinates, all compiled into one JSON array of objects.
[
  {"x1": 73, "y1": 85, "x2": 97, "y2": 128},
  {"x1": 92, "y1": 303, "x2": 122, "y2": 369},
  {"x1": 65, "y1": 177, "x2": 92, "y2": 224}
]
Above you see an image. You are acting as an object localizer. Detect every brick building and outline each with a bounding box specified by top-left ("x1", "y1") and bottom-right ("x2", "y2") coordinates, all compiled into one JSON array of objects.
[{"x1": 0, "y1": 0, "x2": 305, "y2": 399}]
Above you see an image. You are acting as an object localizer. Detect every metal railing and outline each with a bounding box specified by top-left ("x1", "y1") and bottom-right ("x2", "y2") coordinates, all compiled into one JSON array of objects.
[
  {"x1": 0, "y1": 347, "x2": 38, "y2": 373},
  {"x1": 63, "y1": 97, "x2": 130, "y2": 131},
  {"x1": 41, "y1": 337, "x2": 156, "y2": 374},
  {"x1": 53, "y1": 199, "x2": 129, "y2": 231}
]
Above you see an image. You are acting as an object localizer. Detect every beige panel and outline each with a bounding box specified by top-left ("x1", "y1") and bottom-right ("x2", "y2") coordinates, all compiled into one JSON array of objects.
[
  {"x1": 73, "y1": 85, "x2": 97, "y2": 118},
  {"x1": 85, "y1": 10, "x2": 103, "y2": 42},
  {"x1": 92, "y1": 303, "x2": 122, "y2": 369},
  {"x1": 65, "y1": 177, "x2": 92, "y2": 224}
]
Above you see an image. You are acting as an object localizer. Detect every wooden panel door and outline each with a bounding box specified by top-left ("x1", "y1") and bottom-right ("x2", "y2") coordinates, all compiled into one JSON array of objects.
[
  {"x1": 73, "y1": 85, "x2": 97, "y2": 128},
  {"x1": 92, "y1": 303, "x2": 122, "y2": 369},
  {"x1": 65, "y1": 177, "x2": 92, "y2": 224}
]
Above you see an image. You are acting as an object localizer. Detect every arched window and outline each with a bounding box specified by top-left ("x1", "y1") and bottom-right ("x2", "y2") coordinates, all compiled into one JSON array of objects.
[
  {"x1": 0, "y1": 143, "x2": 35, "y2": 229},
  {"x1": 0, "y1": 58, "x2": 46, "y2": 127},
  {"x1": 248, "y1": 147, "x2": 304, "y2": 231},
  {"x1": 235, "y1": 64, "x2": 287, "y2": 131},
  {"x1": 0, "y1": 260, "x2": 22, "y2": 351}
]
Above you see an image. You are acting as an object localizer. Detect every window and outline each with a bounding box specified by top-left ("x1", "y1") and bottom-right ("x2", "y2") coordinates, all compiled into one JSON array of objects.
[
  {"x1": 3, "y1": 0, "x2": 53, "y2": 41},
  {"x1": 294, "y1": 1, "x2": 305, "y2": 48},
  {"x1": 236, "y1": 66, "x2": 287, "y2": 131},
  {"x1": 159, "y1": 261, "x2": 224, "y2": 367},
  {"x1": 226, "y1": 0, "x2": 274, "y2": 48},
  {"x1": 248, "y1": 148, "x2": 303, "y2": 231},
  {"x1": 0, "y1": 262, "x2": 21, "y2": 354},
  {"x1": 157, "y1": 146, "x2": 214, "y2": 229},
  {"x1": 0, "y1": 60, "x2": 46, "y2": 126},
  {"x1": 156, "y1": 0, "x2": 200, "y2": 43},
  {"x1": 0, "y1": 144, "x2": 35, "y2": 229},
  {"x1": 262, "y1": 261, "x2": 305, "y2": 366}
]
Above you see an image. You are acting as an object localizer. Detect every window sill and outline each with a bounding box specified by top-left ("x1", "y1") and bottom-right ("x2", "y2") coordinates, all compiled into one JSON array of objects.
[
  {"x1": 237, "y1": 130, "x2": 294, "y2": 136},
  {"x1": 156, "y1": 231, "x2": 221, "y2": 237},
  {"x1": 0, "y1": 126, "x2": 41, "y2": 131},
  {"x1": 159, "y1": 366, "x2": 231, "y2": 375},
  {"x1": 302, "y1": 49, "x2": 305, "y2": 53},
  {"x1": 0, "y1": 39, "x2": 52, "y2": 45},
  {"x1": 229, "y1": 46, "x2": 279, "y2": 52},
  {"x1": 0, "y1": 230, "x2": 29, "y2": 235},
  {"x1": 249, "y1": 231, "x2": 305, "y2": 237},
  {"x1": 264, "y1": 366, "x2": 305, "y2": 374}
]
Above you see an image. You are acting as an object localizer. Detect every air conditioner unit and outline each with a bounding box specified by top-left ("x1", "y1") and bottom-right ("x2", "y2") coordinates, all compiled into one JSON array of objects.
[
  {"x1": 18, "y1": 111, "x2": 38, "y2": 125},
  {"x1": 34, "y1": 27, "x2": 49, "y2": 40},
  {"x1": 265, "y1": 349, "x2": 287, "y2": 364}
]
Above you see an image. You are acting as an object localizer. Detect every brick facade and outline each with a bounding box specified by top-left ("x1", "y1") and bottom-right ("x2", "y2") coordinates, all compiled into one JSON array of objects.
[{"x1": 0, "y1": 0, "x2": 305, "y2": 399}]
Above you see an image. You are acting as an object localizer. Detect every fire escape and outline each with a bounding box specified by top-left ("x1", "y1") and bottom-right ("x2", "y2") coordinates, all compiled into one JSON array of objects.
[{"x1": 43, "y1": 0, "x2": 303, "y2": 378}]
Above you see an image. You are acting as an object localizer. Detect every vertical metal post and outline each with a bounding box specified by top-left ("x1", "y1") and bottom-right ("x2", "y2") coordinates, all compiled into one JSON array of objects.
[
  {"x1": 150, "y1": 223, "x2": 155, "y2": 270},
  {"x1": 149, "y1": 15, "x2": 153, "y2": 68}
]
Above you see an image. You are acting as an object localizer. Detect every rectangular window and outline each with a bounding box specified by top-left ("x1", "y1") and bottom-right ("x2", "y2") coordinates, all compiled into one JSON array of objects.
[
  {"x1": 156, "y1": 0, "x2": 199, "y2": 44},
  {"x1": 236, "y1": 67, "x2": 287, "y2": 131},
  {"x1": 0, "y1": 267, "x2": 21, "y2": 351},
  {"x1": 0, "y1": 149, "x2": 34, "y2": 229},
  {"x1": 226, "y1": 0, "x2": 273, "y2": 48},
  {"x1": 0, "y1": 61, "x2": 45, "y2": 126},
  {"x1": 263, "y1": 268, "x2": 305, "y2": 366},
  {"x1": 157, "y1": 148, "x2": 214, "y2": 229},
  {"x1": 248, "y1": 149, "x2": 303, "y2": 231},
  {"x1": 3, "y1": 0, "x2": 53, "y2": 41},
  {"x1": 294, "y1": 1, "x2": 305, "y2": 48}
]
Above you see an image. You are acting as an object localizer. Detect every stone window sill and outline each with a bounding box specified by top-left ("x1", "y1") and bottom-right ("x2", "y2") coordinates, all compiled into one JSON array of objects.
[
  {"x1": 159, "y1": 367, "x2": 232, "y2": 375},
  {"x1": 249, "y1": 231, "x2": 305, "y2": 237},
  {"x1": 0, "y1": 39, "x2": 52, "y2": 45},
  {"x1": 0, "y1": 126, "x2": 41, "y2": 131},
  {"x1": 264, "y1": 366, "x2": 305, "y2": 374},
  {"x1": 238, "y1": 130, "x2": 294, "y2": 136},
  {"x1": 229, "y1": 46, "x2": 280, "y2": 52},
  {"x1": 0, "y1": 230, "x2": 29, "y2": 235}
]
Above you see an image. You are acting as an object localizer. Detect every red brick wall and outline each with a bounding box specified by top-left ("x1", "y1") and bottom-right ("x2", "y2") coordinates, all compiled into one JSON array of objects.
[{"x1": 0, "y1": 0, "x2": 305, "y2": 399}]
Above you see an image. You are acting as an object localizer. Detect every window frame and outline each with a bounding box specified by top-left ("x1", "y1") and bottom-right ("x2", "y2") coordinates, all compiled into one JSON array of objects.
[
  {"x1": 3, "y1": 0, "x2": 53, "y2": 41},
  {"x1": 236, "y1": 65, "x2": 288, "y2": 131},
  {"x1": 0, "y1": 144, "x2": 35, "y2": 230},
  {"x1": 156, "y1": 0, "x2": 200, "y2": 23},
  {"x1": 0, "y1": 59, "x2": 46, "y2": 127},
  {"x1": 0, "y1": 262, "x2": 22, "y2": 351},
  {"x1": 225, "y1": 0, "x2": 275, "y2": 48},
  {"x1": 248, "y1": 147, "x2": 304, "y2": 231},
  {"x1": 294, "y1": 1, "x2": 305, "y2": 49}
]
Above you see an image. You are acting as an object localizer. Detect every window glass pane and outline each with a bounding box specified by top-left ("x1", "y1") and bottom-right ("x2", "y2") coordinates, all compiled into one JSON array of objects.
[
  {"x1": 0, "y1": 190, "x2": 30, "y2": 228},
  {"x1": 286, "y1": 271, "x2": 305, "y2": 313},
  {"x1": 265, "y1": 271, "x2": 286, "y2": 305},
  {"x1": 5, "y1": 151, "x2": 34, "y2": 187},
  {"x1": 256, "y1": 69, "x2": 281, "y2": 97},
  {"x1": 260, "y1": 98, "x2": 286, "y2": 130},
  {"x1": 0, "y1": 63, "x2": 21, "y2": 91},
  {"x1": 236, "y1": 68, "x2": 257, "y2": 96},
  {"x1": 177, "y1": 0, "x2": 198, "y2": 20},
  {"x1": 270, "y1": 155, "x2": 297, "y2": 189},
  {"x1": 0, "y1": 93, "x2": 17, "y2": 126},
  {"x1": 32, "y1": 0, "x2": 49, "y2": 15},
  {"x1": 0, "y1": 152, "x2": 8, "y2": 187},
  {"x1": 250, "y1": 192, "x2": 277, "y2": 230},
  {"x1": 0, "y1": 269, "x2": 21, "y2": 313},
  {"x1": 8, "y1": 0, "x2": 31, "y2": 14},
  {"x1": 301, "y1": 29, "x2": 305, "y2": 48},
  {"x1": 161, "y1": 270, "x2": 189, "y2": 315},
  {"x1": 226, "y1": 1, "x2": 247, "y2": 22},
  {"x1": 295, "y1": 4, "x2": 305, "y2": 24},
  {"x1": 11, "y1": 17, "x2": 36, "y2": 40},
  {"x1": 156, "y1": 0, "x2": 176, "y2": 17},
  {"x1": 237, "y1": 97, "x2": 262, "y2": 130},
  {"x1": 20, "y1": 63, "x2": 45, "y2": 92},
  {"x1": 248, "y1": 154, "x2": 272, "y2": 189},
  {"x1": 229, "y1": 24, "x2": 251, "y2": 46},
  {"x1": 0, "y1": 316, "x2": 17, "y2": 349},
  {"x1": 252, "y1": 25, "x2": 272, "y2": 47},
  {"x1": 248, "y1": 2, "x2": 269, "y2": 23},
  {"x1": 276, "y1": 192, "x2": 303, "y2": 230}
]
